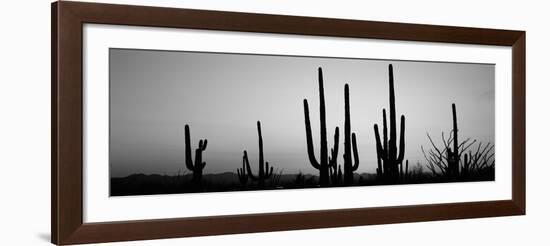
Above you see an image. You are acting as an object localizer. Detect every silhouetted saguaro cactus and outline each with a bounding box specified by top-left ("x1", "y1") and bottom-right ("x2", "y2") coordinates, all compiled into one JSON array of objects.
[
  {"x1": 374, "y1": 64, "x2": 406, "y2": 182},
  {"x1": 303, "y1": 67, "x2": 340, "y2": 186},
  {"x1": 184, "y1": 124, "x2": 207, "y2": 185},
  {"x1": 446, "y1": 103, "x2": 460, "y2": 178},
  {"x1": 237, "y1": 159, "x2": 248, "y2": 185},
  {"x1": 343, "y1": 84, "x2": 359, "y2": 184},
  {"x1": 329, "y1": 127, "x2": 341, "y2": 185},
  {"x1": 243, "y1": 121, "x2": 274, "y2": 187},
  {"x1": 422, "y1": 103, "x2": 495, "y2": 179},
  {"x1": 375, "y1": 110, "x2": 387, "y2": 178}
]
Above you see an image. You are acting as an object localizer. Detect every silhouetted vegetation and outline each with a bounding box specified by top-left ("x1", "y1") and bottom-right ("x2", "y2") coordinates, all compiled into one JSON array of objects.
[
  {"x1": 111, "y1": 64, "x2": 495, "y2": 196},
  {"x1": 422, "y1": 103, "x2": 495, "y2": 180},
  {"x1": 268, "y1": 169, "x2": 284, "y2": 188},
  {"x1": 400, "y1": 160, "x2": 410, "y2": 181},
  {"x1": 328, "y1": 120, "x2": 341, "y2": 185},
  {"x1": 374, "y1": 64, "x2": 406, "y2": 183},
  {"x1": 110, "y1": 167, "x2": 495, "y2": 196},
  {"x1": 294, "y1": 172, "x2": 306, "y2": 185},
  {"x1": 303, "y1": 68, "x2": 340, "y2": 186},
  {"x1": 329, "y1": 164, "x2": 343, "y2": 185},
  {"x1": 242, "y1": 121, "x2": 275, "y2": 187},
  {"x1": 236, "y1": 159, "x2": 248, "y2": 186},
  {"x1": 184, "y1": 124, "x2": 207, "y2": 185},
  {"x1": 343, "y1": 84, "x2": 360, "y2": 184}
]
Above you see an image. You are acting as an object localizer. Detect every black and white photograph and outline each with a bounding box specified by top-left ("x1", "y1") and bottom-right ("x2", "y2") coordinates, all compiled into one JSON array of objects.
[{"x1": 109, "y1": 48, "x2": 496, "y2": 196}]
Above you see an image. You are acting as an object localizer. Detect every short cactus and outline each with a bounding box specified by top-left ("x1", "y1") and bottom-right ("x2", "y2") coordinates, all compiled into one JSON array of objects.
[
  {"x1": 243, "y1": 121, "x2": 274, "y2": 187},
  {"x1": 184, "y1": 124, "x2": 207, "y2": 185},
  {"x1": 237, "y1": 159, "x2": 248, "y2": 185}
]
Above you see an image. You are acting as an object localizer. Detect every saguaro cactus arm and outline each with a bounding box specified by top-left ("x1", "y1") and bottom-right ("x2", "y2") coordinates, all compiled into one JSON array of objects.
[
  {"x1": 185, "y1": 124, "x2": 207, "y2": 172},
  {"x1": 374, "y1": 123, "x2": 387, "y2": 177},
  {"x1": 264, "y1": 162, "x2": 274, "y2": 178},
  {"x1": 303, "y1": 99, "x2": 321, "y2": 169},
  {"x1": 194, "y1": 139, "x2": 208, "y2": 169},
  {"x1": 351, "y1": 133, "x2": 359, "y2": 171},
  {"x1": 237, "y1": 158, "x2": 248, "y2": 185},
  {"x1": 383, "y1": 109, "x2": 388, "y2": 156},
  {"x1": 374, "y1": 124, "x2": 387, "y2": 161},
  {"x1": 243, "y1": 151, "x2": 259, "y2": 181},
  {"x1": 184, "y1": 125, "x2": 195, "y2": 171},
  {"x1": 397, "y1": 115, "x2": 406, "y2": 163},
  {"x1": 200, "y1": 139, "x2": 208, "y2": 150},
  {"x1": 374, "y1": 125, "x2": 383, "y2": 176},
  {"x1": 329, "y1": 127, "x2": 340, "y2": 167},
  {"x1": 374, "y1": 109, "x2": 390, "y2": 161}
]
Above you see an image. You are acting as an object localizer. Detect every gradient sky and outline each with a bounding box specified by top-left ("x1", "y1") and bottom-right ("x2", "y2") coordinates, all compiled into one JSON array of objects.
[{"x1": 109, "y1": 48, "x2": 495, "y2": 178}]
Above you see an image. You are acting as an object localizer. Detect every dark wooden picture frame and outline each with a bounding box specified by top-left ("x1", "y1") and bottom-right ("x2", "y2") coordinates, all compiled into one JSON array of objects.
[{"x1": 52, "y1": 1, "x2": 525, "y2": 245}]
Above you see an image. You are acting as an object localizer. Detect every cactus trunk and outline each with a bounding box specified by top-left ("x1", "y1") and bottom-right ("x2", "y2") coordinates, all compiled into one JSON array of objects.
[{"x1": 447, "y1": 103, "x2": 460, "y2": 178}]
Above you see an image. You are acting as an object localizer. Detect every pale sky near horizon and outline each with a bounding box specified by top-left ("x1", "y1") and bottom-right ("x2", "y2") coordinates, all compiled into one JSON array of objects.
[{"x1": 109, "y1": 48, "x2": 495, "y2": 178}]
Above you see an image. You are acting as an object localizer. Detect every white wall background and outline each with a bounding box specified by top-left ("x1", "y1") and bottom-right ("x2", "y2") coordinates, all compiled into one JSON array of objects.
[{"x1": 0, "y1": 0, "x2": 546, "y2": 245}]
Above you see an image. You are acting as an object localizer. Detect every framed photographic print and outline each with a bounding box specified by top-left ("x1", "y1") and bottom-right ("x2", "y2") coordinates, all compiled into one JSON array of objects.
[{"x1": 52, "y1": 1, "x2": 525, "y2": 245}]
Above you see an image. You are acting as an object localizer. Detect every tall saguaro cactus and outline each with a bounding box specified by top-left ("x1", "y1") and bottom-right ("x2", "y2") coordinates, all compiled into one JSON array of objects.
[
  {"x1": 446, "y1": 103, "x2": 460, "y2": 178},
  {"x1": 243, "y1": 121, "x2": 274, "y2": 187},
  {"x1": 374, "y1": 64, "x2": 406, "y2": 182},
  {"x1": 184, "y1": 124, "x2": 208, "y2": 185},
  {"x1": 343, "y1": 84, "x2": 359, "y2": 184},
  {"x1": 303, "y1": 67, "x2": 340, "y2": 186}
]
